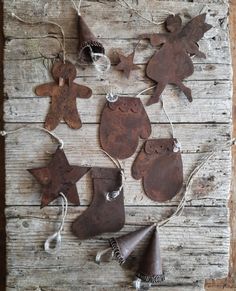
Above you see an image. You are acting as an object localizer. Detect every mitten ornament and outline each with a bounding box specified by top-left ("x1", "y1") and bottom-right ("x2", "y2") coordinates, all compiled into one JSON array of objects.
[
  {"x1": 132, "y1": 138, "x2": 183, "y2": 202},
  {"x1": 100, "y1": 97, "x2": 151, "y2": 160}
]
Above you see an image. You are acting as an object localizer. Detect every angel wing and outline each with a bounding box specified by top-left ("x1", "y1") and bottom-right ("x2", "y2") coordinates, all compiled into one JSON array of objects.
[{"x1": 181, "y1": 14, "x2": 212, "y2": 57}]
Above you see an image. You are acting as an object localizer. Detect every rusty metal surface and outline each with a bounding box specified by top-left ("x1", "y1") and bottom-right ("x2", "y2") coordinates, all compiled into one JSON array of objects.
[
  {"x1": 136, "y1": 229, "x2": 165, "y2": 284},
  {"x1": 78, "y1": 15, "x2": 105, "y2": 63},
  {"x1": 115, "y1": 51, "x2": 139, "y2": 78},
  {"x1": 35, "y1": 60, "x2": 92, "y2": 130},
  {"x1": 99, "y1": 97, "x2": 151, "y2": 159},
  {"x1": 141, "y1": 14, "x2": 212, "y2": 105},
  {"x1": 109, "y1": 224, "x2": 155, "y2": 265},
  {"x1": 72, "y1": 167, "x2": 125, "y2": 240},
  {"x1": 28, "y1": 148, "x2": 90, "y2": 208},
  {"x1": 132, "y1": 138, "x2": 183, "y2": 202}
]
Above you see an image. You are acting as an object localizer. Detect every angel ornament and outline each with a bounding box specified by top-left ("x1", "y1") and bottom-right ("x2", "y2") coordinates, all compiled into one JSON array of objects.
[{"x1": 142, "y1": 14, "x2": 212, "y2": 105}]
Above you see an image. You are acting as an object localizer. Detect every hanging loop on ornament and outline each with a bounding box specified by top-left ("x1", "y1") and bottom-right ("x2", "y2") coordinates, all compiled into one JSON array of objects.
[
  {"x1": 44, "y1": 192, "x2": 68, "y2": 254},
  {"x1": 106, "y1": 92, "x2": 119, "y2": 103},
  {"x1": 132, "y1": 278, "x2": 152, "y2": 290},
  {"x1": 173, "y1": 140, "x2": 181, "y2": 153},
  {"x1": 95, "y1": 247, "x2": 114, "y2": 264},
  {"x1": 88, "y1": 46, "x2": 111, "y2": 73}
]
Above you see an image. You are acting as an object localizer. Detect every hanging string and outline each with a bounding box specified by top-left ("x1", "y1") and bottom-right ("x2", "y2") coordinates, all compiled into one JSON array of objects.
[
  {"x1": 100, "y1": 149, "x2": 125, "y2": 201},
  {"x1": 11, "y1": 13, "x2": 66, "y2": 63},
  {"x1": 160, "y1": 95, "x2": 175, "y2": 139},
  {"x1": 44, "y1": 192, "x2": 68, "y2": 254},
  {"x1": 116, "y1": 0, "x2": 175, "y2": 26},
  {"x1": 155, "y1": 138, "x2": 236, "y2": 228},
  {"x1": 0, "y1": 126, "x2": 64, "y2": 149},
  {"x1": 70, "y1": 0, "x2": 83, "y2": 15}
]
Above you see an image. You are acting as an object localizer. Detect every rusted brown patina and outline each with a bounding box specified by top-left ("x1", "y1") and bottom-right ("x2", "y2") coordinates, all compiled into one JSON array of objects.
[
  {"x1": 28, "y1": 148, "x2": 90, "y2": 208},
  {"x1": 109, "y1": 224, "x2": 155, "y2": 265},
  {"x1": 141, "y1": 14, "x2": 212, "y2": 105},
  {"x1": 136, "y1": 229, "x2": 165, "y2": 284},
  {"x1": 78, "y1": 15, "x2": 105, "y2": 63},
  {"x1": 99, "y1": 97, "x2": 151, "y2": 160},
  {"x1": 115, "y1": 51, "x2": 139, "y2": 78},
  {"x1": 72, "y1": 167, "x2": 125, "y2": 239},
  {"x1": 35, "y1": 60, "x2": 92, "y2": 131},
  {"x1": 132, "y1": 138, "x2": 183, "y2": 202}
]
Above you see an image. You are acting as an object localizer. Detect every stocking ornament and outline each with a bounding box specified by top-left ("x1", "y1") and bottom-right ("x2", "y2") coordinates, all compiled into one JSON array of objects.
[
  {"x1": 72, "y1": 167, "x2": 125, "y2": 239},
  {"x1": 100, "y1": 96, "x2": 151, "y2": 159},
  {"x1": 141, "y1": 14, "x2": 212, "y2": 105},
  {"x1": 132, "y1": 138, "x2": 183, "y2": 202}
]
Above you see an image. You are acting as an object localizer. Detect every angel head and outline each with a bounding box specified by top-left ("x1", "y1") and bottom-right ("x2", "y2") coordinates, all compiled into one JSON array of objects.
[
  {"x1": 165, "y1": 15, "x2": 182, "y2": 33},
  {"x1": 52, "y1": 60, "x2": 77, "y2": 86}
]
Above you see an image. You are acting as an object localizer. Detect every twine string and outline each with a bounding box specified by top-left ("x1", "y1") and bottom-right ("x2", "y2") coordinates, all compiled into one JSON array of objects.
[
  {"x1": 70, "y1": 0, "x2": 83, "y2": 15},
  {"x1": 0, "y1": 126, "x2": 64, "y2": 149},
  {"x1": 11, "y1": 13, "x2": 66, "y2": 63},
  {"x1": 100, "y1": 149, "x2": 125, "y2": 201},
  {"x1": 44, "y1": 192, "x2": 68, "y2": 254},
  {"x1": 156, "y1": 138, "x2": 236, "y2": 229},
  {"x1": 117, "y1": 0, "x2": 175, "y2": 26}
]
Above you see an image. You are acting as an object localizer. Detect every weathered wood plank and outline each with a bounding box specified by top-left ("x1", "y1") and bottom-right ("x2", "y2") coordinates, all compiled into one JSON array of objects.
[
  {"x1": 4, "y1": 123, "x2": 231, "y2": 207},
  {"x1": 4, "y1": 38, "x2": 231, "y2": 65},
  {"x1": 3, "y1": 0, "x2": 232, "y2": 290},
  {"x1": 3, "y1": 60, "x2": 232, "y2": 85},
  {"x1": 3, "y1": 96, "x2": 232, "y2": 124},
  {"x1": 3, "y1": 1, "x2": 229, "y2": 40},
  {"x1": 5, "y1": 207, "x2": 229, "y2": 289}
]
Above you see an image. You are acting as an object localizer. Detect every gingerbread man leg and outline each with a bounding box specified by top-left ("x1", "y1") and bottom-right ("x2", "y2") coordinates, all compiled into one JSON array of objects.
[
  {"x1": 63, "y1": 102, "x2": 82, "y2": 129},
  {"x1": 45, "y1": 107, "x2": 62, "y2": 131}
]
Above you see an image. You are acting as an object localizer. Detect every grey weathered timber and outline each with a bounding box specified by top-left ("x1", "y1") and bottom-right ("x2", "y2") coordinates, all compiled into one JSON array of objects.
[{"x1": 3, "y1": 0, "x2": 232, "y2": 290}]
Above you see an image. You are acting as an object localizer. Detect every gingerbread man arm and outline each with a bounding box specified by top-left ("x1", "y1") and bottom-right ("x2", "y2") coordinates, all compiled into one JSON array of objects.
[
  {"x1": 35, "y1": 82, "x2": 55, "y2": 97},
  {"x1": 73, "y1": 83, "x2": 93, "y2": 99}
]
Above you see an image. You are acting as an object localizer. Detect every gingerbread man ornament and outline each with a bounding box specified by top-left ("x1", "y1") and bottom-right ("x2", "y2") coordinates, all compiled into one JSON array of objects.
[{"x1": 36, "y1": 60, "x2": 92, "y2": 131}]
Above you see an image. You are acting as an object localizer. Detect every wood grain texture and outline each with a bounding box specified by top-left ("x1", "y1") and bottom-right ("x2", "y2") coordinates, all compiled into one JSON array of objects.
[{"x1": 3, "y1": 0, "x2": 232, "y2": 290}]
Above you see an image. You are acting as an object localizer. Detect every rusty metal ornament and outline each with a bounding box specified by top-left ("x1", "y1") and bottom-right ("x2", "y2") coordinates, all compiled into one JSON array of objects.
[
  {"x1": 78, "y1": 14, "x2": 105, "y2": 63},
  {"x1": 35, "y1": 60, "x2": 92, "y2": 131},
  {"x1": 28, "y1": 148, "x2": 90, "y2": 208},
  {"x1": 115, "y1": 51, "x2": 139, "y2": 78},
  {"x1": 72, "y1": 167, "x2": 125, "y2": 239},
  {"x1": 141, "y1": 14, "x2": 212, "y2": 105},
  {"x1": 99, "y1": 97, "x2": 152, "y2": 160},
  {"x1": 109, "y1": 224, "x2": 155, "y2": 265},
  {"x1": 135, "y1": 229, "x2": 165, "y2": 284},
  {"x1": 132, "y1": 138, "x2": 183, "y2": 202}
]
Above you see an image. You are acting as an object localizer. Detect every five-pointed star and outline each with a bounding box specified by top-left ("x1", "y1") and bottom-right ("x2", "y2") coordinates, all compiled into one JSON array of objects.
[
  {"x1": 115, "y1": 52, "x2": 139, "y2": 78},
  {"x1": 28, "y1": 148, "x2": 90, "y2": 208}
]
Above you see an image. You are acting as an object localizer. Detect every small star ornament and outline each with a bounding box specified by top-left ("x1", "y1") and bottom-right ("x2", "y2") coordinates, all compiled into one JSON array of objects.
[
  {"x1": 28, "y1": 148, "x2": 90, "y2": 208},
  {"x1": 115, "y1": 51, "x2": 139, "y2": 79}
]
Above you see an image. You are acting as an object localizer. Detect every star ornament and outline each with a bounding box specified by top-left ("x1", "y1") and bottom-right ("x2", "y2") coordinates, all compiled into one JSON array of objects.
[
  {"x1": 115, "y1": 52, "x2": 139, "y2": 79},
  {"x1": 28, "y1": 148, "x2": 90, "y2": 208}
]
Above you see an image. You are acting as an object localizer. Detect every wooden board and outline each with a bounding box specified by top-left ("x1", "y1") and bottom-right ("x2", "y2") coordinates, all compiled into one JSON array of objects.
[{"x1": 3, "y1": 0, "x2": 232, "y2": 290}]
